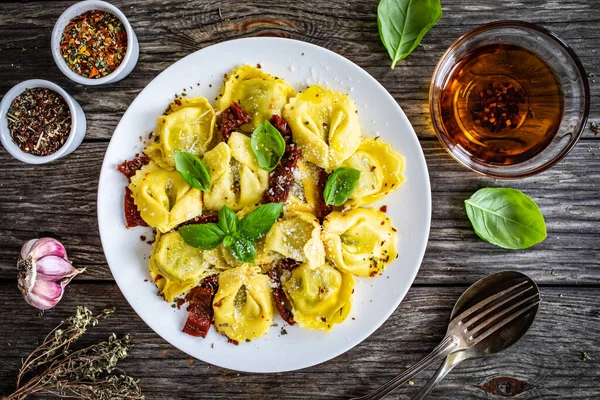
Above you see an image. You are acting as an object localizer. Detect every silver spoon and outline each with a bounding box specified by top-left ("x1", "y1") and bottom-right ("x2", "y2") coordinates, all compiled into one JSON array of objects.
[
  {"x1": 352, "y1": 271, "x2": 540, "y2": 400},
  {"x1": 411, "y1": 270, "x2": 540, "y2": 399}
]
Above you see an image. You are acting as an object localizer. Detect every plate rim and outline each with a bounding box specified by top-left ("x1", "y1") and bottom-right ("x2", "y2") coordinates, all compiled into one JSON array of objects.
[{"x1": 97, "y1": 36, "x2": 432, "y2": 373}]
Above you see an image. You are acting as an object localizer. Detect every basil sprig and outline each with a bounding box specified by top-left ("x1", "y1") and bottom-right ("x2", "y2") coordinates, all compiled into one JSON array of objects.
[
  {"x1": 377, "y1": 0, "x2": 442, "y2": 68},
  {"x1": 465, "y1": 188, "x2": 547, "y2": 249},
  {"x1": 250, "y1": 120, "x2": 286, "y2": 172},
  {"x1": 174, "y1": 151, "x2": 211, "y2": 191},
  {"x1": 179, "y1": 202, "x2": 283, "y2": 263},
  {"x1": 323, "y1": 167, "x2": 361, "y2": 206}
]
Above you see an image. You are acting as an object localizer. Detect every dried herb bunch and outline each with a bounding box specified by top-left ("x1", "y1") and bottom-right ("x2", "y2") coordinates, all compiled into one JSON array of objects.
[{"x1": 7, "y1": 306, "x2": 144, "y2": 400}]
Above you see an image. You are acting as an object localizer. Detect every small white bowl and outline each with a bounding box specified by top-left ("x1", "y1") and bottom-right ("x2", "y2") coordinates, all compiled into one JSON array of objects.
[
  {"x1": 0, "y1": 79, "x2": 86, "y2": 164},
  {"x1": 51, "y1": 0, "x2": 139, "y2": 85}
]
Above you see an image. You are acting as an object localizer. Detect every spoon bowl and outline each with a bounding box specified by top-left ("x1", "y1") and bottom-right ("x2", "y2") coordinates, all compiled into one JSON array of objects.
[
  {"x1": 412, "y1": 271, "x2": 540, "y2": 399},
  {"x1": 353, "y1": 270, "x2": 540, "y2": 400}
]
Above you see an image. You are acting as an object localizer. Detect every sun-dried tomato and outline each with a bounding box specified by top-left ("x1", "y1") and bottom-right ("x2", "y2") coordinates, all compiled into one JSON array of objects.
[
  {"x1": 316, "y1": 167, "x2": 333, "y2": 221},
  {"x1": 182, "y1": 275, "x2": 219, "y2": 338},
  {"x1": 123, "y1": 187, "x2": 148, "y2": 228},
  {"x1": 268, "y1": 258, "x2": 299, "y2": 326},
  {"x1": 117, "y1": 155, "x2": 149, "y2": 179},
  {"x1": 216, "y1": 101, "x2": 251, "y2": 141}
]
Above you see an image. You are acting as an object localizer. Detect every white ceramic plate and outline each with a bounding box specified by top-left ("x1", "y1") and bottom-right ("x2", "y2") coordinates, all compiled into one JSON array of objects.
[{"x1": 97, "y1": 38, "x2": 431, "y2": 373}]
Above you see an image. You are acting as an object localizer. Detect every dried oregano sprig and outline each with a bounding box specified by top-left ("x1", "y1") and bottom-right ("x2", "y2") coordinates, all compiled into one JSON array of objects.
[{"x1": 7, "y1": 306, "x2": 143, "y2": 400}]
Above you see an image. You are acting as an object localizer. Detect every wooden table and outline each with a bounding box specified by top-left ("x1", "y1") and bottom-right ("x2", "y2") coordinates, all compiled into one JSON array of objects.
[{"x1": 1, "y1": 0, "x2": 599, "y2": 398}]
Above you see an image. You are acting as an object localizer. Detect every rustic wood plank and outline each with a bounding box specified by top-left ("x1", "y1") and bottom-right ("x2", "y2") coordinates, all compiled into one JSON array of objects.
[
  {"x1": 0, "y1": 0, "x2": 598, "y2": 140},
  {"x1": 0, "y1": 141, "x2": 599, "y2": 283},
  {"x1": 0, "y1": 282, "x2": 598, "y2": 399}
]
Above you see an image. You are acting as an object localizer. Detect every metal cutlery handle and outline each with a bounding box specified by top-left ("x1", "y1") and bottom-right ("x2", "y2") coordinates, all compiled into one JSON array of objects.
[
  {"x1": 351, "y1": 335, "x2": 458, "y2": 400},
  {"x1": 411, "y1": 352, "x2": 463, "y2": 400}
]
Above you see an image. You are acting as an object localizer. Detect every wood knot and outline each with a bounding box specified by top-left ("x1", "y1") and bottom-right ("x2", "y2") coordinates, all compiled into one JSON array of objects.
[
  {"x1": 237, "y1": 18, "x2": 295, "y2": 38},
  {"x1": 478, "y1": 376, "x2": 533, "y2": 397}
]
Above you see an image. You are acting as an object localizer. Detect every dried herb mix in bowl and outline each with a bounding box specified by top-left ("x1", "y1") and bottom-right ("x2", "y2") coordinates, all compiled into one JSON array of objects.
[
  {"x1": 60, "y1": 10, "x2": 127, "y2": 79},
  {"x1": 7, "y1": 88, "x2": 72, "y2": 156}
]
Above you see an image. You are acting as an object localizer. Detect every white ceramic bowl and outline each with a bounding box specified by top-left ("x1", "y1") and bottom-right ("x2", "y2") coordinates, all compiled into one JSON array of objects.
[
  {"x1": 0, "y1": 79, "x2": 86, "y2": 164},
  {"x1": 51, "y1": 0, "x2": 139, "y2": 85}
]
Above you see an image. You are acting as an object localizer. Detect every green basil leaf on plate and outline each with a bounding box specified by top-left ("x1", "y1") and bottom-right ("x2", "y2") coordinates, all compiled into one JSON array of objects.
[
  {"x1": 250, "y1": 120, "x2": 286, "y2": 172},
  {"x1": 239, "y1": 202, "x2": 284, "y2": 240},
  {"x1": 218, "y1": 205, "x2": 239, "y2": 235},
  {"x1": 222, "y1": 235, "x2": 235, "y2": 248},
  {"x1": 377, "y1": 0, "x2": 442, "y2": 68},
  {"x1": 179, "y1": 223, "x2": 225, "y2": 250},
  {"x1": 465, "y1": 187, "x2": 547, "y2": 249},
  {"x1": 324, "y1": 167, "x2": 361, "y2": 206},
  {"x1": 174, "y1": 151, "x2": 211, "y2": 191},
  {"x1": 230, "y1": 236, "x2": 257, "y2": 263}
]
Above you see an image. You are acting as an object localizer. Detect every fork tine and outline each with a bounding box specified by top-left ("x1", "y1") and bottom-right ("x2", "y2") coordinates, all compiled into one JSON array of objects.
[
  {"x1": 462, "y1": 285, "x2": 535, "y2": 329},
  {"x1": 470, "y1": 299, "x2": 540, "y2": 346},
  {"x1": 453, "y1": 280, "x2": 529, "y2": 324},
  {"x1": 468, "y1": 292, "x2": 539, "y2": 337}
]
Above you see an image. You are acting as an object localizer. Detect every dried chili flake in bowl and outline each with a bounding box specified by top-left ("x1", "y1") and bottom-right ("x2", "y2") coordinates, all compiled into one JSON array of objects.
[
  {"x1": 6, "y1": 88, "x2": 72, "y2": 156},
  {"x1": 471, "y1": 81, "x2": 526, "y2": 134},
  {"x1": 59, "y1": 10, "x2": 128, "y2": 79}
]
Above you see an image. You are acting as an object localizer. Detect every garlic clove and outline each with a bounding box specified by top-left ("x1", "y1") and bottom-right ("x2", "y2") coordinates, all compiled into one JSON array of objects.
[
  {"x1": 20, "y1": 239, "x2": 38, "y2": 261},
  {"x1": 29, "y1": 238, "x2": 68, "y2": 261},
  {"x1": 26, "y1": 279, "x2": 64, "y2": 310},
  {"x1": 36, "y1": 255, "x2": 79, "y2": 281}
]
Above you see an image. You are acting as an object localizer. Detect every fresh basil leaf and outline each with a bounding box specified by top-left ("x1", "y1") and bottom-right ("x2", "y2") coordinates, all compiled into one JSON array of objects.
[
  {"x1": 174, "y1": 151, "x2": 211, "y2": 191},
  {"x1": 179, "y1": 223, "x2": 225, "y2": 250},
  {"x1": 250, "y1": 120, "x2": 286, "y2": 172},
  {"x1": 230, "y1": 236, "x2": 256, "y2": 263},
  {"x1": 239, "y1": 202, "x2": 284, "y2": 240},
  {"x1": 222, "y1": 235, "x2": 235, "y2": 248},
  {"x1": 218, "y1": 205, "x2": 239, "y2": 235},
  {"x1": 377, "y1": 0, "x2": 442, "y2": 68},
  {"x1": 465, "y1": 188, "x2": 547, "y2": 250},
  {"x1": 324, "y1": 167, "x2": 361, "y2": 206}
]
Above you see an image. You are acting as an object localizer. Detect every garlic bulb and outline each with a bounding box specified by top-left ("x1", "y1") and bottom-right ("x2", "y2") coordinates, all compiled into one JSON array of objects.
[{"x1": 17, "y1": 238, "x2": 84, "y2": 310}]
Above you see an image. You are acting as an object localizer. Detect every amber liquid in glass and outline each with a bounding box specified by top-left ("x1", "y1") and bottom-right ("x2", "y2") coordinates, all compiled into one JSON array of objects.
[{"x1": 439, "y1": 44, "x2": 564, "y2": 165}]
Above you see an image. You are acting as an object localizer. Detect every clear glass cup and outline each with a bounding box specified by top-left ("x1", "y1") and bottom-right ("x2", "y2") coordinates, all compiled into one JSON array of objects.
[{"x1": 429, "y1": 21, "x2": 590, "y2": 178}]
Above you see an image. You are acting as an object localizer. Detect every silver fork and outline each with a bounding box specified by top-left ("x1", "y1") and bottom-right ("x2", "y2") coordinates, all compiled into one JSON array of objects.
[{"x1": 351, "y1": 280, "x2": 540, "y2": 400}]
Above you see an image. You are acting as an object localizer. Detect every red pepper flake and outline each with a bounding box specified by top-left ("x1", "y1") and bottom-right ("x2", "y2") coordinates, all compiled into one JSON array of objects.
[
  {"x1": 471, "y1": 81, "x2": 526, "y2": 133},
  {"x1": 60, "y1": 10, "x2": 127, "y2": 79},
  {"x1": 7, "y1": 88, "x2": 71, "y2": 156},
  {"x1": 379, "y1": 205, "x2": 388, "y2": 213}
]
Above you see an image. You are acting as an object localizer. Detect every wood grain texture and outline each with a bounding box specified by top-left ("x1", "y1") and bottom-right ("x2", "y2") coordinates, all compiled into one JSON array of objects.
[
  {"x1": 0, "y1": 282, "x2": 598, "y2": 399},
  {"x1": 1, "y1": 0, "x2": 599, "y2": 398},
  {"x1": 1, "y1": 141, "x2": 599, "y2": 283},
  {"x1": 0, "y1": 0, "x2": 598, "y2": 140}
]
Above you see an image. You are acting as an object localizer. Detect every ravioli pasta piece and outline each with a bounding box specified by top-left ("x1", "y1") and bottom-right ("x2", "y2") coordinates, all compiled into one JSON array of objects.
[
  {"x1": 322, "y1": 208, "x2": 398, "y2": 278},
  {"x1": 128, "y1": 162, "x2": 203, "y2": 233},
  {"x1": 149, "y1": 232, "x2": 229, "y2": 302},
  {"x1": 213, "y1": 266, "x2": 275, "y2": 342},
  {"x1": 202, "y1": 132, "x2": 269, "y2": 211},
  {"x1": 145, "y1": 97, "x2": 216, "y2": 169},
  {"x1": 342, "y1": 137, "x2": 405, "y2": 207},
  {"x1": 265, "y1": 211, "x2": 325, "y2": 266},
  {"x1": 282, "y1": 262, "x2": 354, "y2": 331},
  {"x1": 216, "y1": 65, "x2": 296, "y2": 133},
  {"x1": 283, "y1": 85, "x2": 361, "y2": 172},
  {"x1": 285, "y1": 160, "x2": 321, "y2": 214}
]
